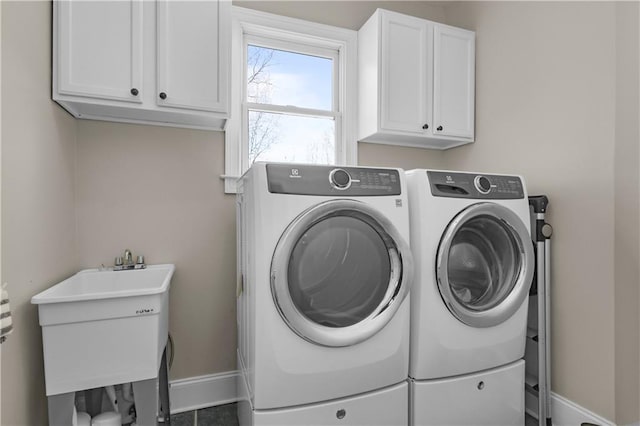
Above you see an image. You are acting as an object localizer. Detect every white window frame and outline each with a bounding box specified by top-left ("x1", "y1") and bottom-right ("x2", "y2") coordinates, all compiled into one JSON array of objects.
[{"x1": 223, "y1": 6, "x2": 358, "y2": 194}]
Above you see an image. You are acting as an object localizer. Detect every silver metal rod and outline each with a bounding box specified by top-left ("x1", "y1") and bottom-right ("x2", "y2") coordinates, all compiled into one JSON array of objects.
[
  {"x1": 536, "y1": 239, "x2": 547, "y2": 425},
  {"x1": 544, "y1": 238, "x2": 552, "y2": 421}
]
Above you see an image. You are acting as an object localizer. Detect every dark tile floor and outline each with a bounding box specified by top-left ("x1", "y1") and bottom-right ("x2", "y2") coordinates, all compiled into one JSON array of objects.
[{"x1": 170, "y1": 403, "x2": 239, "y2": 426}]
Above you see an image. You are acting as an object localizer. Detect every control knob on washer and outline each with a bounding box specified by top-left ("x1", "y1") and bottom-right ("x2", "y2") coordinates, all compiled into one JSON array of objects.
[{"x1": 330, "y1": 169, "x2": 351, "y2": 189}]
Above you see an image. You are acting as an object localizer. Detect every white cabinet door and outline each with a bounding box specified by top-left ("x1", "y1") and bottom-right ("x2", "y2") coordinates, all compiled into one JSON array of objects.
[
  {"x1": 156, "y1": 0, "x2": 228, "y2": 113},
  {"x1": 56, "y1": 0, "x2": 143, "y2": 103},
  {"x1": 380, "y1": 12, "x2": 431, "y2": 135},
  {"x1": 433, "y1": 25, "x2": 475, "y2": 139}
]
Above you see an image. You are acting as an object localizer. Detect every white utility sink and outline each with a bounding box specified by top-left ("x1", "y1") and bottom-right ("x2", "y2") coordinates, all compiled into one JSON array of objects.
[
  {"x1": 33, "y1": 264, "x2": 174, "y2": 304},
  {"x1": 32, "y1": 264, "x2": 174, "y2": 396}
]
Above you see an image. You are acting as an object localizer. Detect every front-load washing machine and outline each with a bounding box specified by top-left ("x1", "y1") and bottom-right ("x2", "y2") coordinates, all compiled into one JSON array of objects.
[
  {"x1": 406, "y1": 169, "x2": 535, "y2": 426},
  {"x1": 236, "y1": 163, "x2": 414, "y2": 426}
]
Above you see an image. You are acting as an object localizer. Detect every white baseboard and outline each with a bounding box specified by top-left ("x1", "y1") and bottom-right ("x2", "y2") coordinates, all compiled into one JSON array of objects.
[
  {"x1": 526, "y1": 390, "x2": 616, "y2": 426},
  {"x1": 169, "y1": 370, "x2": 240, "y2": 414}
]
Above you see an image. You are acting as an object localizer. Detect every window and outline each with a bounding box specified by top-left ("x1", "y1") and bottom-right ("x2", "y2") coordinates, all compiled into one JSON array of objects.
[
  {"x1": 224, "y1": 7, "x2": 358, "y2": 193},
  {"x1": 246, "y1": 43, "x2": 336, "y2": 165}
]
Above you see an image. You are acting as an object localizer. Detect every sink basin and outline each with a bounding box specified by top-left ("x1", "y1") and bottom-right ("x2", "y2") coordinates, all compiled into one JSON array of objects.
[
  {"x1": 32, "y1": 264, "x2": 174, "y2": 396},
  {"x1": 32, "y1": 264, "x2": 174, "y2": 304}
]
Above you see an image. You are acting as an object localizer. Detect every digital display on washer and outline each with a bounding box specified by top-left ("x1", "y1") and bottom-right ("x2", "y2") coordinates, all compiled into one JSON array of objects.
[
  {"x1": 427, "y1": 171, "x2": 524, "y2": 199},
  {"x1": 266, "y1": 164, "x2": 401, "y2": 196}
]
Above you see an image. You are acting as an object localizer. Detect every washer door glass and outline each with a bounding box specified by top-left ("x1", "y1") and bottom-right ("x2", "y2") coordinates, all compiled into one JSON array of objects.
[
  {"x1": 272, "y1": 199, "x2": 413, "y2": 347},
  {"x1": 437, "y1": 203, "x2": 534, "y2": 328}
]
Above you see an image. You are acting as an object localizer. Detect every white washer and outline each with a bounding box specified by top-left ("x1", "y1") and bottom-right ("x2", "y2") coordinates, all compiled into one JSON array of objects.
[
  {"x1": 236, "y1": 163, "x2": 414, "y2": 426},
  {"x1": 405, "y1": 169, "x2": 534, "y2": 426}
]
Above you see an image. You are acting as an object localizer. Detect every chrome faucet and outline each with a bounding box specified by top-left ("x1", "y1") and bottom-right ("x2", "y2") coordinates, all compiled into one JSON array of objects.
[{"x1": 114, "y1": 249, "x2": 146, "y2": 271}]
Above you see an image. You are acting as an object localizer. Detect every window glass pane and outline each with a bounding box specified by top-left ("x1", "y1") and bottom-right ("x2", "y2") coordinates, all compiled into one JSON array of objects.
[
  {"x1": 248, "y1": 111, "x2": 335, "y2": 165},
  {"x1": 287, "y1": 215, "x2": 391, "y2": 327},
  {"x1": 247, "y1": 44, "x2": 333, "y2": 111}
]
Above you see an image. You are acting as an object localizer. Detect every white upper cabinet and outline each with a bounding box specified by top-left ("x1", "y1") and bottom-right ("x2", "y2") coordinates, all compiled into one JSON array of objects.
[
  {"x1": 56, "y1": 1, "x2": 143, "y2": 103},
  {"x1": 156, "y1": 0, "x2": 226, "y2": 113},
  {"x1": 53, "y1": 0, "x2": 230, "y2": 131},
  {"x1": 433, "y1": 25, "x2": 475, "y2": 140},
  {"x1": 358, "y1": 9, "x2": 475, "y2": 149},
  {"x1": 379, "y1": 13, "x2": 431, "y2": 136}
]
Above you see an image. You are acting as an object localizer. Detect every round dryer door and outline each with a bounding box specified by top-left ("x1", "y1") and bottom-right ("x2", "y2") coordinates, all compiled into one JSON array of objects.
[
  {"x1": 436, "y1": 203, "x2": 534, "y2": 328},
  {"x1": 271, "y1": 199, "x2": 413, "y2": 347}
]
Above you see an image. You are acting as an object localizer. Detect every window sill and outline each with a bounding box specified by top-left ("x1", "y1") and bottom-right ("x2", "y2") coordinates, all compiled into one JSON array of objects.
[{"x1": 221, "y1": 174, "x2": 242, "y2": 194}]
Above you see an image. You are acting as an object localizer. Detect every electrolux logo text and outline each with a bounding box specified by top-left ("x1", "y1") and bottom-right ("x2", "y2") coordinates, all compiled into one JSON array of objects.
[{"x1": 289, "y1": 168, "x2": 302, "y2": 178}]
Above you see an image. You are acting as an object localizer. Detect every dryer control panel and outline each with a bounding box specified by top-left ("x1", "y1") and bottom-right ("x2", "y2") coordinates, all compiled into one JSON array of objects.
[
  {"x1": 427, "y1": 171, "x2": 524, "y2": 199},
  {"x1": 266, "y1": 164, "x2": 402, "y2": 196}
]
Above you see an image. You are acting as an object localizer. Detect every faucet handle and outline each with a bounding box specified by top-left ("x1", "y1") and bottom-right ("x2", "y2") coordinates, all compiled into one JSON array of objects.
[
  {"x1": 135, "y1": 255, "x2": 146, "y2": 269},
  {"x1": 115, "y1": 257, "x2": 123, "y2": 266}
]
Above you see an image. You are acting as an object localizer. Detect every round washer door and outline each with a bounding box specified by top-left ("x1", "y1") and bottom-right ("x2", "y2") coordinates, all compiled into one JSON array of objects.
[
  {"x1": 271, "y1": 199, "x2": 413, "y2": 347},
  {"x1": 436, "y1": 202, "x2": 534, "y2": 328}
]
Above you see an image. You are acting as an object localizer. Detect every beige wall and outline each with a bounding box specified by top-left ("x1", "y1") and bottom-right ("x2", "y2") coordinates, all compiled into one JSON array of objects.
[
  {"x1": 1, "y1": 2, "x2": 78, "y2": 425},
  {"x1": 359, "y1": 142, "x2": 444, "y2": 170},
  {"x1": 2, "y1": 1, "x2": 638, "y2": 425},
  {"x1": 443, "y1": 1, "x2": 628, "y2": 422},
  {"x1": 614, "y1": 2, "x2": 640, "y2": 425},
  {"x1": 75, "y1": 122, "x2": 238, "y2": 380}
]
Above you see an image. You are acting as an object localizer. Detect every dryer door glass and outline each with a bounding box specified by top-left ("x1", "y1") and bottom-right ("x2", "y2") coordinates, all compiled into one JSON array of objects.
[
  {"x1": 271, "y1": 199, "x2": 413, "y2": 347},
  {"x1": 437, "y1": 203, "x2": 534, "y2": 328}
]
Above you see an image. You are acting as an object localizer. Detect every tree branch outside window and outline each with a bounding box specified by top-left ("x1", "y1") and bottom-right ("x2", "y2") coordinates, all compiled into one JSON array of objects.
[{"x1": 247, "y1": 46, "x2": 280, "y2": 164}]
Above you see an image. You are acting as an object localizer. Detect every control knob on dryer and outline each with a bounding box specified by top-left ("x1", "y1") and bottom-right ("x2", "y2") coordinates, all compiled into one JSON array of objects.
[{"x1": 329, "y1": 168, "x2": 351, "y2": 190}]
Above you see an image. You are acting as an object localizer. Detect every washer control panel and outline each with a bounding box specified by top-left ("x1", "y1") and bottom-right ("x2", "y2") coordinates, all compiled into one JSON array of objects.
[
  {"x1": 267, "y1": 164, "x2": 401, "y2": 196},
  {"x1": 428, "y1": 171, "x2": 524, "y2": 199}
]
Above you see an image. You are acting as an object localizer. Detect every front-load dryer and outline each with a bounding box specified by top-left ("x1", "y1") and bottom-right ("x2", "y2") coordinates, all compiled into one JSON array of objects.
[
  {"x1": 406, "y1": 169, "x2": 534, "y2": 426},
  {"x1": 236, "y1": 163, "x2": 413, "y2": 425}
]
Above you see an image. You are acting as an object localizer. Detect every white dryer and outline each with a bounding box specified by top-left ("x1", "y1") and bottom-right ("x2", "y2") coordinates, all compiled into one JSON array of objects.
[
  {"x1": 236, "y1": 163, "x2": 414, "y2": 426},
  {"x1": 406, "y1": 169, "x2": 535, "y2": 426}
]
